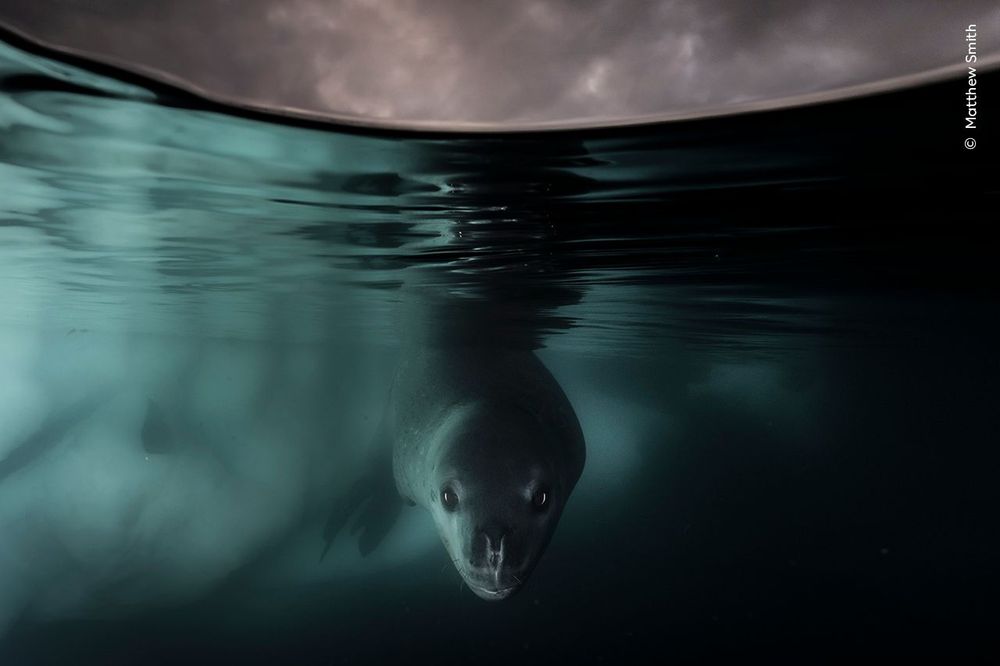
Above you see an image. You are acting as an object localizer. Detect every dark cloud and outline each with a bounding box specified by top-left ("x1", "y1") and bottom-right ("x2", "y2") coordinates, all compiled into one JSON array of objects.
[{"x1": 1, "y1": 0, "x2": 998, "y2": 127}]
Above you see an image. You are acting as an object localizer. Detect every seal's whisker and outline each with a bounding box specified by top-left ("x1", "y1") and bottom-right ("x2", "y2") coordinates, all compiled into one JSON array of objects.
[{"x1": 447, "y1": 556, "x2": 466, "y2": 595}]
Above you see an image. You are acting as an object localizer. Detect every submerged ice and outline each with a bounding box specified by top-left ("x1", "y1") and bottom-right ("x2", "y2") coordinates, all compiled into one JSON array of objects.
[{"x1": 0, "y1": 325, "x2": 372, "y2": 629}]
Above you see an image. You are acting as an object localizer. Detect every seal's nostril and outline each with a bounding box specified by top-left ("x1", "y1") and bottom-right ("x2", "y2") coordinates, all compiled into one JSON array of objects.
[
  {"x1": 482, "y1": 525, "x2": 507, "y2": 550},
  {"x1": 486, "y1": 533, "x2": 504, "y2": 553},
  {"x1": 483, "y1": 530, "x2": 505, "y2": 569}
]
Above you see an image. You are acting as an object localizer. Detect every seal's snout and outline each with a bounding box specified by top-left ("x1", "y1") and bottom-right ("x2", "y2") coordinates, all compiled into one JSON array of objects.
[
  {"x1": 461, "y1": 524, "x2": 524, "y2": 600},
  {"x1": 472, "y1": 524, "x2": 509, "y2": 569},
  {"x1": 484, "y1": 525, "x2": 507, "y2": 569}
]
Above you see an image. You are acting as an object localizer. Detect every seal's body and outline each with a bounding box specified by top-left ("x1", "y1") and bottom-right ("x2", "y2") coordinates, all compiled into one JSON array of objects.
[
  {"x1": 322, "y1": 293, "x2": 586, "y2": 600},
  {"x1": 322, "y1": 337, "x2": 585, "y2": 601}
]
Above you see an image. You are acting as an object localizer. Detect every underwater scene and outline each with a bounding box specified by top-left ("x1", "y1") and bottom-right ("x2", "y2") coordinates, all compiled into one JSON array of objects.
[{"x1": 0, "y1": 28, "x2": 997, "y2": 663}]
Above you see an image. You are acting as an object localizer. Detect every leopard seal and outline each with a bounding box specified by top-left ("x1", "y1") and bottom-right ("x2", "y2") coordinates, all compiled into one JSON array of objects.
[{"x1": 322, "y1": 300, "x2": 586, "y2": 601}]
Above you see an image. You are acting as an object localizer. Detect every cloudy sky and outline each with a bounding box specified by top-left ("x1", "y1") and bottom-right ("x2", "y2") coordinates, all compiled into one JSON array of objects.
[{"x1": 1, "y1": 0, "x2": 998, "y2": 127}]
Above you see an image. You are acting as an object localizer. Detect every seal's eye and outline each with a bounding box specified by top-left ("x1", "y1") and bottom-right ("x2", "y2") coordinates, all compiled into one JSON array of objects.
[
  {"x1": 531, "y1": 489, "x2": 549, "y2": 510},
  {"x1": 441, "y1": 487, "x2": 459, "y2": 511}
]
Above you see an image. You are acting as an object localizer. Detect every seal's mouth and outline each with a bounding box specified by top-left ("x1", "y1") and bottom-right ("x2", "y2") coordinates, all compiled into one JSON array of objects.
[{"x1": 468, "y1": 583, "x2": 518, "y2": 601}]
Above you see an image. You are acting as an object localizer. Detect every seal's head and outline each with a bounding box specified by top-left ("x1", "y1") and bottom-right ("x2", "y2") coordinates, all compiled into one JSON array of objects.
[{"x1": 428, "y1": 408, "x2": 582, "y2": 601}]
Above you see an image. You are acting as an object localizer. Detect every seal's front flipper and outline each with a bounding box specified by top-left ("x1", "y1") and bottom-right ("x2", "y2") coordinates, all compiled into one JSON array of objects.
[
  {"x1": 320, "y1": 427, "x2": 402, "y2": 561},
  {"x1": 351, "y1": 489, "x2": 402, "y2": 557},
  {"x1": 320, "y1": 474, "x2": 403, "y2": 560},
  {"x1": 320, "y1": 477, "x2": 370, "y2": 561}
]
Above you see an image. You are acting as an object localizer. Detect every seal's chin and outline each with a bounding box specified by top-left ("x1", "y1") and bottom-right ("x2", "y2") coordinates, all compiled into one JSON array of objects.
[
  {"x1": 457, "y1": 568, "x2": 521, "y2": 601},
  {"x1": 467, "y1": 582, "x2": 518, "y2": 601}
]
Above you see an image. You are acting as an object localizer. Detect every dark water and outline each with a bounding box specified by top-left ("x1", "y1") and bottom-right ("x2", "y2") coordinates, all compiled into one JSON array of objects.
[{"x1": 0, "y1": 29, "x2": 998, "y2": 662}]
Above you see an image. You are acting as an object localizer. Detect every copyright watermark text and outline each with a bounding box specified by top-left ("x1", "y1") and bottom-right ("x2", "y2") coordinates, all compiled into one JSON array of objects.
[{"x1": 965, "y1": 24, "x2": 979, "y2": 149}]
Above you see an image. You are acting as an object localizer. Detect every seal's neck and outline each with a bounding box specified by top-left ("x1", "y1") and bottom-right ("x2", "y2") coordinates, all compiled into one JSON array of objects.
[
  {"x1": 400, "y1": 291, "x2": 544, "y2": 351},
  {"x1": 400, "y1": 402, "x2": 481, "y2": 506}
]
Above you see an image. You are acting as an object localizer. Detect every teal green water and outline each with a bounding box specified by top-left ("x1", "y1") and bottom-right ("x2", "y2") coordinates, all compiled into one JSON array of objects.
[{"x1": 0, "y1": 34, "x2": 997, "y2": 662}]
